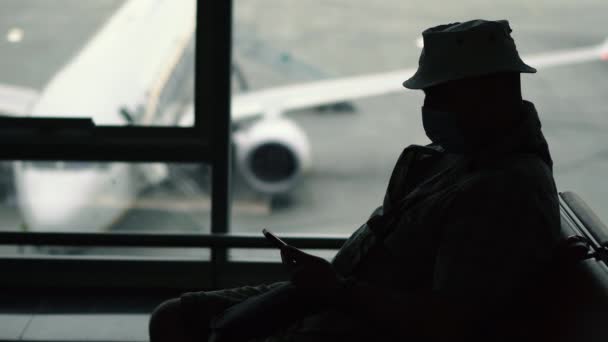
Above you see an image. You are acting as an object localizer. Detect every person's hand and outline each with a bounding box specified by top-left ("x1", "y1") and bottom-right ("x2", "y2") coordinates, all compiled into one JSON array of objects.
[{"x1": 280, "y1": 245, "x2": 344, "y2": 293}]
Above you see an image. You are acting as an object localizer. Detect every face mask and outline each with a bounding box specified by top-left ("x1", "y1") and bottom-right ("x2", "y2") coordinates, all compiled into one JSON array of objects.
[{"x1": 421, "y1": 106, "x2": 470, "y2": 153}]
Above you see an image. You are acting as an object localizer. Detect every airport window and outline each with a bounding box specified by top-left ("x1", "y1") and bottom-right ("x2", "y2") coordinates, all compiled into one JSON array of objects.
[
  {"x1": 0, "y1": 159, "x2": 214, "y2": 280},
  {"x1": 1, "y1": 160, "x2": 210, "y2": 234},
  {"x1": 229, "y1": 1, "x2": 608, "y2": 258},
  {"x1": 0, "y1": 0, "x2": 219, "y2": 167},
  {"x1": 0, "y1": 0, "x2": 607, "y2": 290},
  {"x1": 0, "y1": 0, "x2": 232, "y2": 289},
  {"x1": 0, "y1": 0, "x2": 196, "y2": 128}
]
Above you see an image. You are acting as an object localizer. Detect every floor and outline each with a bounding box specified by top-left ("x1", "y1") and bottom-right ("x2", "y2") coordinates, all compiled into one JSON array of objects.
[{"x1": 0, "y1": 293, "x2": 161, "y2": 342}]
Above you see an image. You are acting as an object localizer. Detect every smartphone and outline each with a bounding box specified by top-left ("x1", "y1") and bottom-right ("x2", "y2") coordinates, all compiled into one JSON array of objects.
[{"x1": 262, "y1": 228, "x2": 288, "y2": 249}]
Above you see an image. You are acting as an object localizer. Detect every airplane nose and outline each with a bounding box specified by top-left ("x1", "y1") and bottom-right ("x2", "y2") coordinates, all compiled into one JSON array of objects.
[{"x1": 17, "y1": 169, "x2": 95, "y2": 232}]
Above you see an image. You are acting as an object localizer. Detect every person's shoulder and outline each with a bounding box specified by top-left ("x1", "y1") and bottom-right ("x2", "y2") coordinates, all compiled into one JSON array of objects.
[
  {"x1": 470, "y1": 153, "x2": 556, "y2": 199},
  {"x1": 511, "y1": 153, "x2": 554, "y2": 183},
  {"x1": 495, "y1": 153, "x2": 551, "y2": 180}
]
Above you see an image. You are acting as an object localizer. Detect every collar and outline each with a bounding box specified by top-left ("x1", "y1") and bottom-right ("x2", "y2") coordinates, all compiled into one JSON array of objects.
[{"x1": 473, "y1": 100, "x2": 553, "y2": 169}]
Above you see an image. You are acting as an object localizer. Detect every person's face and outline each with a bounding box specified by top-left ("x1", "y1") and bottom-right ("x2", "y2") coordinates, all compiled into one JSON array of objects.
[{"x1": 423, "y1": 72, "x2": 522, "y2": 115}]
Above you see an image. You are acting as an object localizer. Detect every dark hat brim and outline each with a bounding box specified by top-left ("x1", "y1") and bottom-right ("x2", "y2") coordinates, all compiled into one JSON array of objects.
[{"x1": 403, "y1": 62, "x2": 537, "y2": 90}]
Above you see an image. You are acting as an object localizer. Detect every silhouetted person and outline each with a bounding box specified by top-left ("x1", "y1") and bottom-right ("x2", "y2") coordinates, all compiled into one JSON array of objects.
[{"x1": 149, "y1": 19, "x2": 560, "y2": 342}]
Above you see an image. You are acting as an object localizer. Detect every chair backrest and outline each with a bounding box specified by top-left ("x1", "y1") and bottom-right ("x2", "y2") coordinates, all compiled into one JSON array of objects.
[{"x1": 521, "y1": 191, "x2": 608, "y2": 342}]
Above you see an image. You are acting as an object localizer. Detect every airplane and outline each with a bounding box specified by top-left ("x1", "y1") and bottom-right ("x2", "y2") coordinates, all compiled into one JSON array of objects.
[
  {"x1": 1, "y1": 0, "x2": 196, "y2": 233},
  {"x1": 0, "y1": 0, "x2": 607, "y2": 233}
]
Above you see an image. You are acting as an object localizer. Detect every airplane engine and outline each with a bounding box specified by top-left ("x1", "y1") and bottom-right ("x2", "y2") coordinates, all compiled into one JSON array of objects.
[{"x1": 234, "y1": 118, "x2": 311, "y2": 195}]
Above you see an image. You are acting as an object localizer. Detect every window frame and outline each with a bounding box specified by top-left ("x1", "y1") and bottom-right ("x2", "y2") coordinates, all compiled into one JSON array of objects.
[
  {"x1": 0, "y1": 0, "x2": 347, "y2": 292},
  {"x1": 0, "y1": 0, "x2": 246, "y2": 291}
]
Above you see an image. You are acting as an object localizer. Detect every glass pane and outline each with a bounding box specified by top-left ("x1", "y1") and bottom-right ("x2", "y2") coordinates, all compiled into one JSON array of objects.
[
  {"x1": 229, "y1": 248, "x2": 337, "y2": 263},
  {"x1": 230, "y1": 1, "x2": 608, "y2": 238},
  {"x1": 0, "y1": 160, "x2": 210, "y2": 258},
  {"x1": 0, "y1": 0, "x2": 196, "y2": 127}
]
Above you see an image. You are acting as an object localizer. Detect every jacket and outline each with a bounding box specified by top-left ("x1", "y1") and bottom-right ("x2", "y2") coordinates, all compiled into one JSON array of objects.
[{"x1": 330, "y1": 100, "x2": 561, "y2": 339}]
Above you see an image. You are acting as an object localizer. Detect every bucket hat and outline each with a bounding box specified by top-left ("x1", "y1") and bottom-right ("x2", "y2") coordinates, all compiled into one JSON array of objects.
[{"x1": 403, "y1": 19, "x2": 536, "y2": 89}]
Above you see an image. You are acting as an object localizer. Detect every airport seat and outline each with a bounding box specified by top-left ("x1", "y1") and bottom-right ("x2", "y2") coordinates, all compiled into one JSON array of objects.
[{"x1": 509, "y1": 191, "x2": 608, "y2": 342}]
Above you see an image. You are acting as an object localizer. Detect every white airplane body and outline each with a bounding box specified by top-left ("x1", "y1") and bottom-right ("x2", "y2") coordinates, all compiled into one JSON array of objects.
[
  {"x1": 0, "y1": 0, "x2": 606, "y2": 232},
  {"x1": 12, "y1": 0, "x2": 196, "y2": 232}
]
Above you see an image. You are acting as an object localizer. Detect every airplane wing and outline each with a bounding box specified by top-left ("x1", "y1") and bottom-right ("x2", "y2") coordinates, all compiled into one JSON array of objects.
[
  {"x1": 231, "y1": 68, "x2": 412, "y2": 121},
  {"x1": 524, "y1": 40, "x2": 607, "y2": 69},
  {"x1": 1, "y1": 39, "x2": 604, "y2": 125},
  {"x1": 177, "y1": 68, "x2": 410, "y2": 127},
  {"x1": 232, "y1": 39, "x2": 608, "y2": 122},
  {"x1": 0, "y1": 84, "x2": 39, "y2": 116}
]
